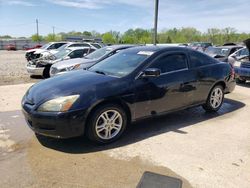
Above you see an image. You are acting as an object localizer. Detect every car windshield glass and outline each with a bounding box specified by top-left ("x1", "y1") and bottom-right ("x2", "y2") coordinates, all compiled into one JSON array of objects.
[
  {"x1": 88, "y1": 51, "x2": 150, "y2": 77},
  {"x1": 84, "y1": 47, "x2": 112, "y2": 60},
  {"x1": 54, "y1": 49, "x2": 71, "y2": 59},
  {"x1": 41, "y1": 43, "x2": 51, "y2": 49},
  {"x1": 205, "y1": 47, "x2": 230, "y2": 57}
]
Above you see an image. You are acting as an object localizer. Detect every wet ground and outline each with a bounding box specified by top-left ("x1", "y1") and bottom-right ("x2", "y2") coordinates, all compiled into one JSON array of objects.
[{"x1": 0, "y1": 83, "x2": 250, "y2": 187}]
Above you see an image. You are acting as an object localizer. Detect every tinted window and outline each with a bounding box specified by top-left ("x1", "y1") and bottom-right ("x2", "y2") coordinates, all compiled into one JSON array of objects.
[
  {"x1": 189, "y1": 51, "x2": 217, "y2": 68},
  {"x1": 151, "y1": 54, "x2": 187, "y2": 73},
  {"x1": 70, "y1": 43, "x2": 90, "y2": 47},
  {"x1": 69, "y1": 49, "x2": 85, "y2": 58}
]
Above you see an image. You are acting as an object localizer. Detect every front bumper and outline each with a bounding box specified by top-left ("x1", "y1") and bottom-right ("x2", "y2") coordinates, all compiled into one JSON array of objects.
[
  {"x1": 26, "y1": 64, "x2": 45, "y2": 76},
  {"x1": 22, "y1": 105, "x2": 87, "y2": 138}
]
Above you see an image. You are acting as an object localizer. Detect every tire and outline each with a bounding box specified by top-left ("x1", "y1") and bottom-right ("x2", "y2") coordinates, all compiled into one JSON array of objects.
[
  {"x1": 236, "y1": 78, "x2": 246, "y2": 84},
  {"x1": 43, "y1": 65, "x2": 51, "y2": 79},
  {"x1": 202, "y1": 85, "x2": 224, "y2": 112},
  {"x1": 87, "y1": 104, "x2": 127, "y2": 144}
]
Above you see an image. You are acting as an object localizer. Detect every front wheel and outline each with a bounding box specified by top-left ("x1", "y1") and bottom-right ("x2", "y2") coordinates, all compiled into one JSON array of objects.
[
  {"x1": 87, "y1": 104, "x2": 127, "y2": 144},
  {"x1": 202, "y1": 85, "x2": 224, "y2": 112}
]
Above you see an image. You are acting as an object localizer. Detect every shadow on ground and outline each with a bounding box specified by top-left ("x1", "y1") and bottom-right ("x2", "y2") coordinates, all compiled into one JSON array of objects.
[
  {"x1": 236, "y1": 82, "x2": 250, "y2": 88},
  {"x1": 36, "y1": 98, "x2": 245, "y2": 154}
]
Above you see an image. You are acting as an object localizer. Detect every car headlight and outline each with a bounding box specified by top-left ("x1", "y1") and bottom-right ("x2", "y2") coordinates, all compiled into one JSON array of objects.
[
  {"x1": 234, "y1": 61, "x2": 241, "y2": 67},
  {"x1": 37, "y1": 95, "x2": 80, "y2": 112}
]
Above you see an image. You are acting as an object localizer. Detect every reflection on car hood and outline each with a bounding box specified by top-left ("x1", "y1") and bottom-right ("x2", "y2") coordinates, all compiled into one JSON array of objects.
[
  {"x1": 33, "y1": 49, "x2": 49, "y2": 54},
  {"x1": 26, "y1": 70, "x2": 116, "y2": 105},
  {"x1": 52, "y1": 58, "x2": 96, "y2": 69}
]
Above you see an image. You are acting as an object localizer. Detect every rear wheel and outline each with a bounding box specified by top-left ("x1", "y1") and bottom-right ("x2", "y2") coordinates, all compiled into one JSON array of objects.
[
  {"x1": 203, "y1": 85, "x2": 224, "y2": 112},
  {"x1": 87, "y1": 104, "x2": 127, "y2": 144}
]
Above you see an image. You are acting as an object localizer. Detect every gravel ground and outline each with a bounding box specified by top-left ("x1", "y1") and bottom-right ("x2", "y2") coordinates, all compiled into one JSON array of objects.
[{"x1": 0, "y1": 50, "x2": 41, "y2": 85}]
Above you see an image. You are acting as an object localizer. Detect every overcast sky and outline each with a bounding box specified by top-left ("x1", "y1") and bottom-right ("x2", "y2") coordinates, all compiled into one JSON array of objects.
[{"x1": 0, "y1": 0, "x2": 249, "y2": 37}]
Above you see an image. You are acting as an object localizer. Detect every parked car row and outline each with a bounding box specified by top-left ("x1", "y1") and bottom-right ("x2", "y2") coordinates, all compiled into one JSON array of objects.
[
  {"x1": 22, "y1": 45, "x2": 236, "y2": 144},
  {"x1": 25, "y1": 41, "x2": 107, "y2": 78}
]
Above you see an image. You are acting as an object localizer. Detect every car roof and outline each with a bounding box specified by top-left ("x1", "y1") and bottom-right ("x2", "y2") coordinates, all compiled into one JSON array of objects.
[
  {"x1": 120, "y1": 45, "x2": 187, "y2": 54},
  {"x1": 105, "y1": 44, "x2": 138, "y2": 50},
  {"x1": 214, "y1": 45, "x2": 242, "y2": 49},
  {"x1": 67, "y1": 47, "x2": 93, "y2": 50}
]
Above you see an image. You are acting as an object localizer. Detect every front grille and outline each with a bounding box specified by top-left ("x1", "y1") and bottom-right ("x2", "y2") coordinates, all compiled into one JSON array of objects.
[{"x1": 241, "y1": 62, "x2": 250, "y2": 68}]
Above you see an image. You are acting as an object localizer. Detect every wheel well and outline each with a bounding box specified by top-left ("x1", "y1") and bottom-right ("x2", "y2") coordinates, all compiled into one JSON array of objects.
[
  {"x1": 85, "y1": 99, "x2": 132, "y2": 129},
  {"x1": 214, "y1": 81, "x2": 226, "y2": 90}
]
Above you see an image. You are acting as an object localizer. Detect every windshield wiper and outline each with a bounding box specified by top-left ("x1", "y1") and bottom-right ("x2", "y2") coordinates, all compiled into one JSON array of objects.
[{"x1": 94, "y1": 70, "x2": 106, "y2": 75}]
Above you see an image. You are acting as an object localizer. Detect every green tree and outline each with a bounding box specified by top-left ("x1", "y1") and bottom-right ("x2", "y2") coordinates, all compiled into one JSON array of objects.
[
  {"x1": 102, "y1": 32, "x2": 116, "y2": 44},
  {"x1": 31, "y1": 34, "x2": 43, "y2": 42}
]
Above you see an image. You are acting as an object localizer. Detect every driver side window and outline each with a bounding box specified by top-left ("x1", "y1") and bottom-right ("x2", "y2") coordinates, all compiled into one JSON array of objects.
[{"x1": 150, "y1": 53, "x2": 188, "y2": 73}]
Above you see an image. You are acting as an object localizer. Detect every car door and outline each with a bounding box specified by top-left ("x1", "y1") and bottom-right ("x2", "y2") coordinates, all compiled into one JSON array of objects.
[{"x1": 133, "y1": 52, "x2": 197, "y2": 119}]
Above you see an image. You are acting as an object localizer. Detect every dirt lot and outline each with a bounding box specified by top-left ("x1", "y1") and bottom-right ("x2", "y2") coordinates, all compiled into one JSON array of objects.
[
  {"x1": 0, "y1": 50, "x2": 41, "y2": 85},
  {"x1": 0, "y1": 83, "x2": 250, "y2": 188}
]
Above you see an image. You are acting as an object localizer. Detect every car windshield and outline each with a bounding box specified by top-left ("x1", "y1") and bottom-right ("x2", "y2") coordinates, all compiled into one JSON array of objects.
[
  {"x1": 41, "y1": 43, "x2": 51, "y2": 49},
  {"x1": 205, "y1": 47, "x2": 230, "y2": 57},
  {"x1": 84, "y1": 47, "x2": 112, "y2": 60},
  {"x1": 54, "y1": 49, "x2": 71, "y2": 59},
  {"x1": 88, "y1": 50, "x2": 150, "y2": 77}
]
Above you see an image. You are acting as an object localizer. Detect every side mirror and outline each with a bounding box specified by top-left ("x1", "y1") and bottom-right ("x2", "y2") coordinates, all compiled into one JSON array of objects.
[
  {"x1": 140, "y1": 68, "x2": 161, "y2": 78},
  {"x1": 83, "y1": 53, "x2": 87, "y2": 57}
]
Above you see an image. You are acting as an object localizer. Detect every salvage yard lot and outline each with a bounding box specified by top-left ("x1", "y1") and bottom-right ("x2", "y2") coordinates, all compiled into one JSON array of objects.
[
  {"x1": 0, "y1": 50, "x2": 41, "y2": 85},
  {"x1": 0, "y1": 81, "x2": 250, "y2": 187}
]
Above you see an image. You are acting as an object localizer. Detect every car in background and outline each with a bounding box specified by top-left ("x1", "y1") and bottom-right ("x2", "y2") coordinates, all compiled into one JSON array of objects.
[
  {"x1": 22, "y1": 46, "x2": 235, "y2": 144},
  {"x1": 228, "y1": 47, "x2": 249, "y2": 65},
  {"x1": 232, "y1": 46, "x2": 250, "y2": 84},
  {"x1": 50, "y1": 45, "x2": 135, "y2": 77},
  {"x1": 48, "y1": 42, "x2": 99, "y2": 55},
  {"x1": 205, "y1": 45, "x2": 242, "y2": 62},
  {"x1": 189, "y1": 42, "x2": 212, "y2": 52},
  {"x1": 27, "y1": 47, "x2": 95, "y2": 78},
  {"x1": 5, "y1": 44, "x2": 16, "y2": 51},
  {"x1": 25, "y1": 42, "x2": 67, "y2": 61},
  {"x1": 23, "y1": 44, "x2": 42, "y2": 51}
]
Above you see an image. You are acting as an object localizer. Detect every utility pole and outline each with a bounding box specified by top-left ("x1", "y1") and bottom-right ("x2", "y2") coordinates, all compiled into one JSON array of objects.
[
  {"x1": 36, "y1": 19, "x2": 39, "y2": 42},
  {"x1": 53, "y1": 26, "x2": 55, "y2": 40},
  {"x1": 153, "y1": 0, "x2": 159, "y2": 45}
]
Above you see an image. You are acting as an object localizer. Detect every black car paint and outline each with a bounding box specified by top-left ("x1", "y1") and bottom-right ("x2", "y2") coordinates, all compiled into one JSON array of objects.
[{"x1": 22, "y1": 46, "x2": 236, "y2": 138}]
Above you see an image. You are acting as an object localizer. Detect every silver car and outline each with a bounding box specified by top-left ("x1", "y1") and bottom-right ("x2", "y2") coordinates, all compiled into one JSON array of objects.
[
  {"x1": 50, "y1": 45, "x2": 135, "y2": 77},
  {"x1": 27, "y1": 47, "x2": 95, "y2": 78}
]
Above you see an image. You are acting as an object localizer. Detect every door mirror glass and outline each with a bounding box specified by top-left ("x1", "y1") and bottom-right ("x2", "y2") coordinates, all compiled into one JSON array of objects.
[{"x1": 141, "y1": 68, "x2": 161, "y2": 78}]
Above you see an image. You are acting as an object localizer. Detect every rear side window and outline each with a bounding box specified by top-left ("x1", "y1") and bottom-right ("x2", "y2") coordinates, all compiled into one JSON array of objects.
[
  {"x1": 151, "y1": 54, "x2": 188, "y2": 73},
  {"x1": 69, "y1": 49, "x2": 85, "y2": 58},
  {"x1": 189, "y1": 51, "x2": 218, "y2": 68}
]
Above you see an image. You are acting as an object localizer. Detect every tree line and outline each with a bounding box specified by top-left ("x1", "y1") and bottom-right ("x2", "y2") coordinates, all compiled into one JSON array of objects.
[{"x1": 3, "y1": 27, "x2": 249, "y2": 45}]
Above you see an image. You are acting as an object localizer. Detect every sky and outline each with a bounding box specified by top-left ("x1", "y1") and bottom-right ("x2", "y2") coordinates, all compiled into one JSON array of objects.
[{"x1": 0, "y1": 0, "x2": 250, "y2": 37}]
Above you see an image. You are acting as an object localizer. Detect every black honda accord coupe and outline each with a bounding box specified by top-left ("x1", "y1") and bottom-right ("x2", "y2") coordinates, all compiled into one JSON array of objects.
[{"x1": 22, "y1": 46, "x2": 236, "y2": 144}]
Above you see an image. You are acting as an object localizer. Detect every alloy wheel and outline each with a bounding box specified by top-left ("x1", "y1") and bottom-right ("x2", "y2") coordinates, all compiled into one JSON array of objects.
[
  {"x1": 210, "y1": 87, "x2": 223, "y2": 109},
  {"x1": 95, "y1": 110, "x2": 123, "y2": 140}
]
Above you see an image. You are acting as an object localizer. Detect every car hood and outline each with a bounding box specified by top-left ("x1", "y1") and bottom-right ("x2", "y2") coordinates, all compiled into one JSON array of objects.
[
  {"x1": 25, "y1": 70, "x2": 117, "y2": 105},
  {"x1": 33, "y1": 49, "x2": 48, "y2": 54},
  {"x1": 52, "y1": 58, "x2": 96, "y2": 69}
]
